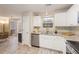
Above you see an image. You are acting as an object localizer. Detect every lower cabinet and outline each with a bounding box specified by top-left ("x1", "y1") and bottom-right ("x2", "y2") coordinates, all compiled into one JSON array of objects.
[
  {"x1": 39, "y1": 35, "x2": 66, "y2": 53},
  {"x1": 39, "y1": 35, "x2": 53, "y2": 49}
]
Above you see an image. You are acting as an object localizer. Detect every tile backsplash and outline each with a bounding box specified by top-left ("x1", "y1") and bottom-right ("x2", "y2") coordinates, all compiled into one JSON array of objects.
[
  {"x1": 56, "y1": 26, "x2": 79, "y2": 31},
  {"x1": 55, "y1": 26, "x2": 79, "y2": 35}
]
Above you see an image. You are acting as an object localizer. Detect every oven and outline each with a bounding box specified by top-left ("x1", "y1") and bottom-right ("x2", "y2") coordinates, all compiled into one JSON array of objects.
[{"x1": 66, "y1": 40, "x2": 79, "y2": 54}]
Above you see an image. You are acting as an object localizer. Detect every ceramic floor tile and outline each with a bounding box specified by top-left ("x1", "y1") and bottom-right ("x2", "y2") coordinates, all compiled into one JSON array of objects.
[{"x1": 0, "y1": 35, "x2": 62, "y2": 54}]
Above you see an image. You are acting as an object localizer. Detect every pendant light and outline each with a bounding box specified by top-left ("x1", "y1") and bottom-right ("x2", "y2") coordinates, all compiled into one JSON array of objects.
[{"x1": 45, "y1": 4, "x2": 52, "y2": 16}]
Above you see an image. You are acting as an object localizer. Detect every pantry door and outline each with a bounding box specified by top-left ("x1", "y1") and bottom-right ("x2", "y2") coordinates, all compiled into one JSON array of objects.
[{"x1": 22, "y1": 16, "x2": 31, "y2": 46}]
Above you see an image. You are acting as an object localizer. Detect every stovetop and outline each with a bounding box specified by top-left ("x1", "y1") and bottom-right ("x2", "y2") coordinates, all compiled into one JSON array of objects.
[{"x1": 67, "y1": 40, "x2": 79, "y2": 53}]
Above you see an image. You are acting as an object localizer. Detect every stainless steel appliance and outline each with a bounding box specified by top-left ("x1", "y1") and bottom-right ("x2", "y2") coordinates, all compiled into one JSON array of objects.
[
  {"x1": 31, "y1": 33, "x2": 39, "y2": 47},
  {"x1": 18, "y1": 33, "x2": 22, "y2": 43},
  {"x1": 43, "y1": 16, "x2": 53, "y2": 28},
  {"x1": 66, "y1": 40, "x2": 79, "y2": 54}
]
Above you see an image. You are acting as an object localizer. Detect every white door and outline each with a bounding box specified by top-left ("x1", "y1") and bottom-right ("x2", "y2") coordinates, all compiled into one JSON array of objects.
[{"x1": 22, "y1": 16, "x2": 31, "y2": 46}]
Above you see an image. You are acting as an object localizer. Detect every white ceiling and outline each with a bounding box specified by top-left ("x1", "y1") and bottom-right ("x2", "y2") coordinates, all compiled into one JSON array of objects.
[{"x1": 0, "y1": 4, "x2": 72, "y2": 16}]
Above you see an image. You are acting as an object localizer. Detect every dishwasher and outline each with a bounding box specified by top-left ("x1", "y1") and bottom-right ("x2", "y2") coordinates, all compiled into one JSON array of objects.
[{"x1": 31, "y1": 33, "x2": 39, "y2": 47}]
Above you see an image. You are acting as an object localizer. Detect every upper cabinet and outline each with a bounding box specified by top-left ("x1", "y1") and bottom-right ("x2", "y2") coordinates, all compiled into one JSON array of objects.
[
  {"x1": 33, "y1": 16, "x2": 42, "y2": 26},
  {"x1": 55, "y1": 5, "x2": 79, "y2": 26},
  {"x1": 54, "y1": 12, "x2": 67, "y2": 26},
  {"x1": 66, "y1": 5, "x2": 78, "y2": 26}
]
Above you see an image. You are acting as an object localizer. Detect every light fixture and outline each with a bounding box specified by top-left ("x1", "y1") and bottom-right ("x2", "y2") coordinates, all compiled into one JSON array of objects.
[
  {"x1": 45, "y1": 4, "x2": 52, "y2": 16},
  {"x1": 45, "y1": 4, "x2": 52, "y2": 6},
  {"x1": 0, "y1": 20, "x2": 5, "y2": 24}
]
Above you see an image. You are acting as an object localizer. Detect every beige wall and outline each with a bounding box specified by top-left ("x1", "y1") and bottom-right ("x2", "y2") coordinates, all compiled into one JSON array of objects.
[
  {"x1": 0, "y1": 23, "x2": 3, "y2": 32},
  {"x1": 4, "y1": 24, "x2": 10, "y2": 32},
  {"x1": 0, "y1": 17, "x2": 10, "y2": 33},
  {"x1": 0, "y1": 23, "x2": 10, "y2": 33}
]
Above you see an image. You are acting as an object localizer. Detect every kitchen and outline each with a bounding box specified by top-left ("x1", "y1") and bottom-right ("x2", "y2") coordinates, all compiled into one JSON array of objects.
[
  {"x1": 29, "y1": 4, "x2": 79, "y2": 54},
  {"x1": 0, "y1": 4, "x2": 79, "y2": 54}
]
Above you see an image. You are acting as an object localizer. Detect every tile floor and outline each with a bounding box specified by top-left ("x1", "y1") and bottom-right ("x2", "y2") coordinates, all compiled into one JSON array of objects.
[{"x1": 0, "y1": 35, "x2": 62, "y2": 54}]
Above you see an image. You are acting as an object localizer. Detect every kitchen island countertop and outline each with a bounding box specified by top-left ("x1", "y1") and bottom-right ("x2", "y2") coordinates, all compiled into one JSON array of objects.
[{"x1": 62, "y1": 35, "x2": 79, "y2": 42}]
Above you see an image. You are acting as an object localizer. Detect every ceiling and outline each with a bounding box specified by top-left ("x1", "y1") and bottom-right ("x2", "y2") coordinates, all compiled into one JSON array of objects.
[{"x1": 0, "y1": 4, "x2": 73, "y2": 16}]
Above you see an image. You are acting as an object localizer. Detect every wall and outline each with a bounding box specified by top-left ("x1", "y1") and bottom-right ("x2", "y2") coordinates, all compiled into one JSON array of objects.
[
  {"x1": 0, "y1": 17, "x2": 10, "y2": 33},
  {"x1": 4, "y1": 23, "x2": 10, "y2": 32},
  {"x1": 55, "y1": 26, "x2": 79, "y2": 36},
  {"x1": 0, "y1": 23, "x2": 3, "y2": 32}
]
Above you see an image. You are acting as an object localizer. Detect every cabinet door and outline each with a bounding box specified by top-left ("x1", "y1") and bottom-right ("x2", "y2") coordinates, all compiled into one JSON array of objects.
[
  {"x1": 33, "y1": 16, "x2": 42, "y2": 26},
  {"x1": 52, "y1": 36, "x2": 66, "y2": 52},
  {"x1": 66, "y1": 5, "x2": 79, "y2": 26},
  {"x1": 55, "y1": 12, "x2": 67, "y2": 26},
  {"x1": 67, "y1": 6, "x2": 77, "y2": 26},
  {"x1": 42, "y1": 36, "x2": 54, "y2": 49},
  {"x1": 39, "y1": 35, "x2": 54, "y2": 49},
  {"x1": 40, "y1": 35, "x2": 48, "y2": 47}
]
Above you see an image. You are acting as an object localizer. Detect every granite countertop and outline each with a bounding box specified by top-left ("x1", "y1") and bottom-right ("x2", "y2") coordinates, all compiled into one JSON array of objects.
[
  {"x1": 60, "y1": 35, "x2": 79, "y2": 42},
  {"x1": 41, "y1": 33, "x2": 79, "y2": 42},
  {"x1": 32, "y1": 32, "x2": 79, "y2": 42}
]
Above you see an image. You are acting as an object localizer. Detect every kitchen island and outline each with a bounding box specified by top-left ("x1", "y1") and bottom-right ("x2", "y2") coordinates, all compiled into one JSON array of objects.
[
  {"x1": 39, "y1": 34, "x2": 66, "y2": 53},
  {"x1": 62, "y1": 34, "x2": 79, "y2": 54}
]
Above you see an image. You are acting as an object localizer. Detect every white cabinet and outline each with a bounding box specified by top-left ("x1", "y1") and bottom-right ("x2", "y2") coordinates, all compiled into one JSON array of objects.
[
  {"x1": 55, "y1": 5, "x2": 79, "y2": 26},
  {"x1": 39, "y1": 35, "x2": 66, "y2": 53},
  {"x1": 52, "y1": 36, "x2": 66, "y2": 53},
  {"x1": 40, "y1": 35, "x2": 54, "y2": 49},
  {"x1": 66, "y1": 5, "x2": 79, "y2": 26},
  {"x1": 54, "y1": 12, "x2": 67, "y2": 26},
  {"x1": 66, "y1": 5, "x2": 78, "y2": 26},
  {"x1": 33, "y1": 16, "x2": 42, "y2": 26}
]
